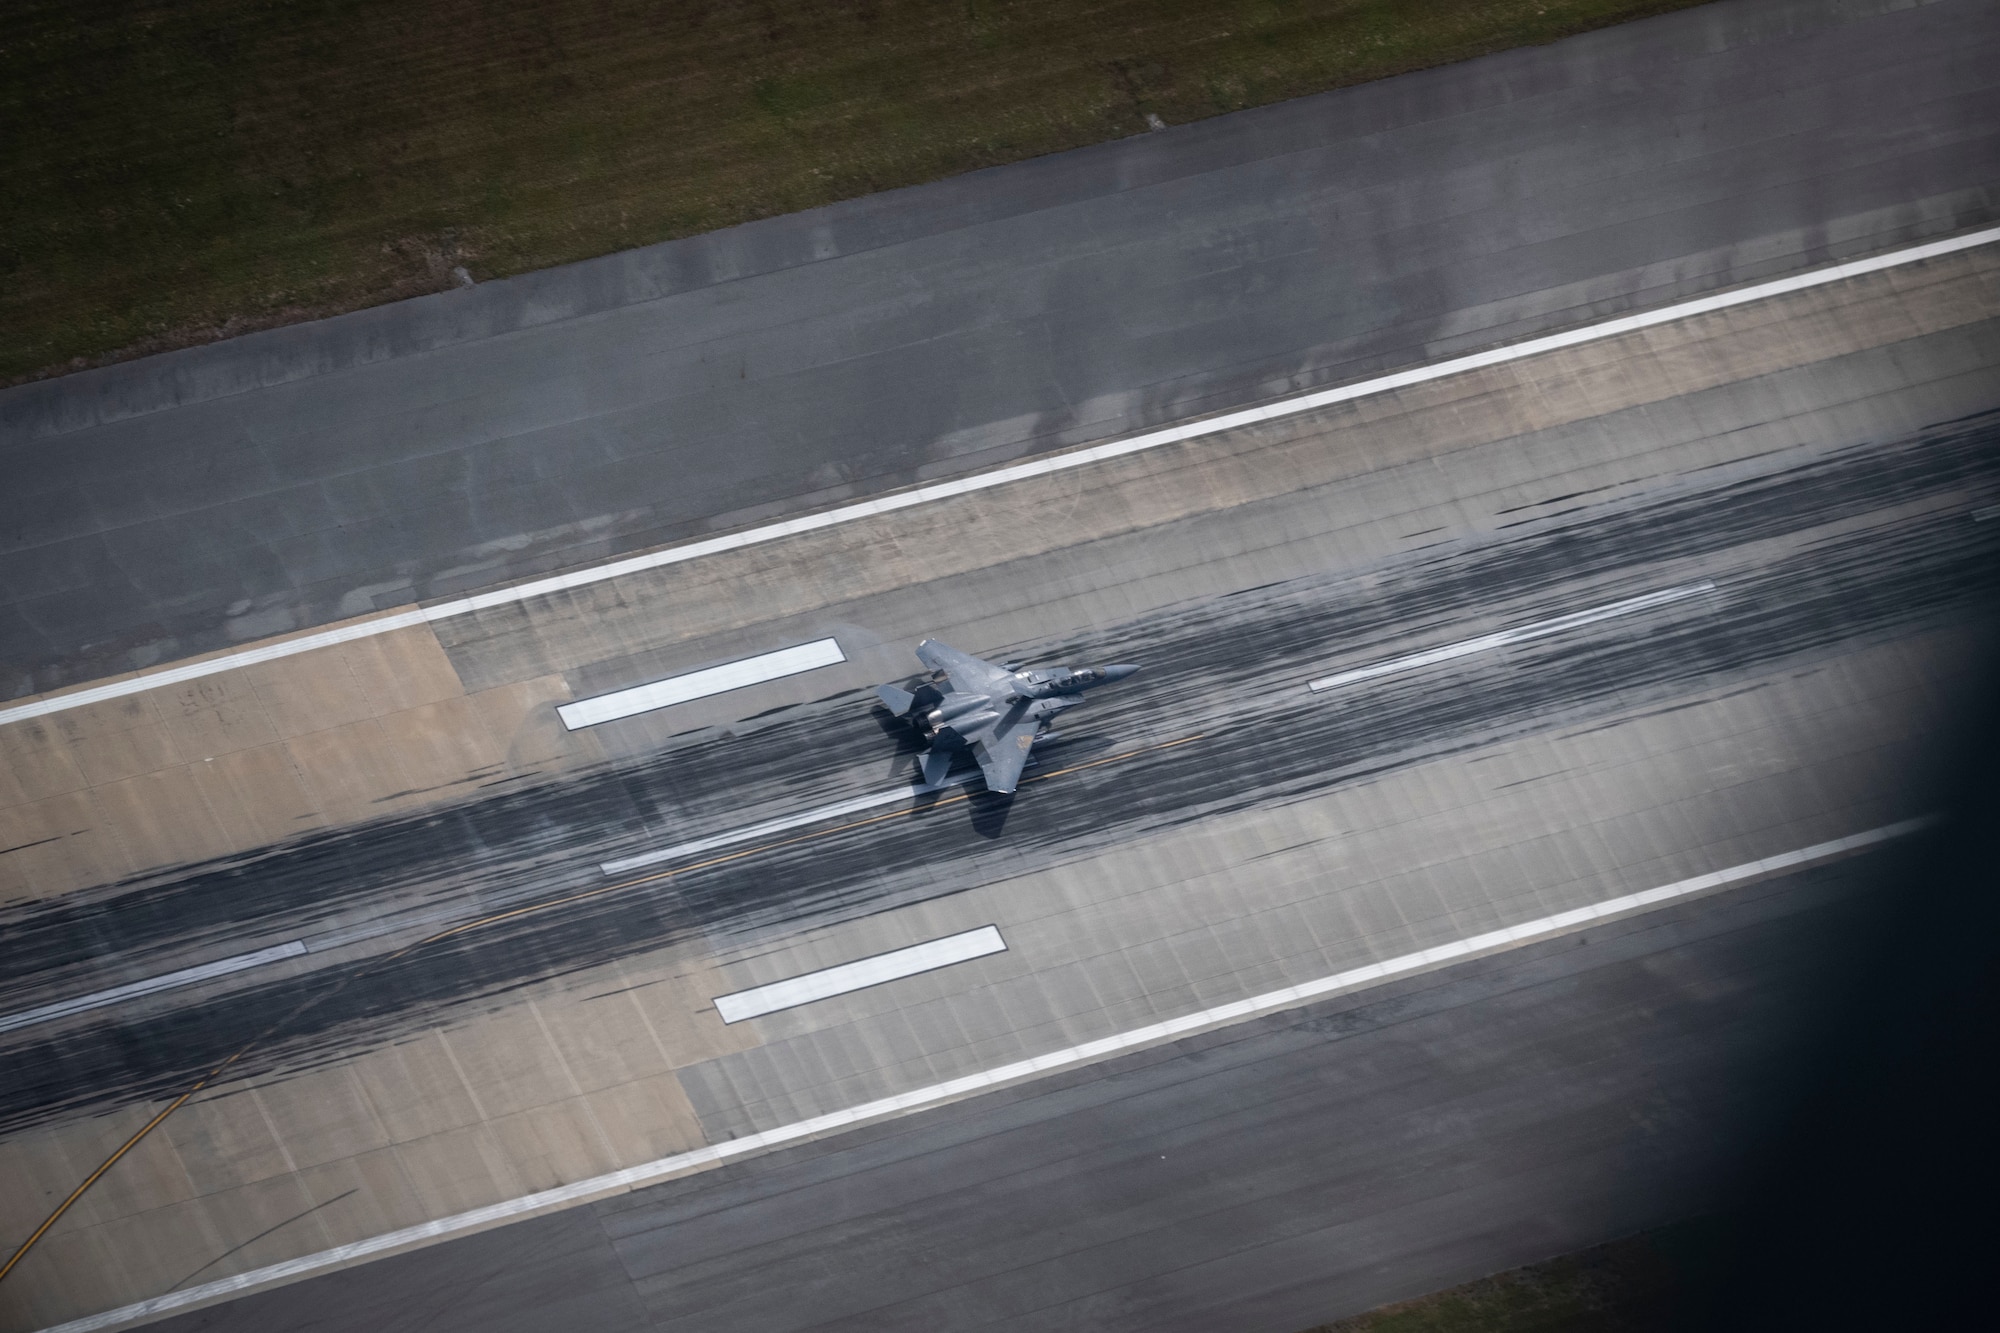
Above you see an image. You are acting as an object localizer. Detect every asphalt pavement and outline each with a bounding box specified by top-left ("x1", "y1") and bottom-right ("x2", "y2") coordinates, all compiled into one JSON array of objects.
[{"x1": 2, "y1": 0, "x2": 1996, "y2": 697}]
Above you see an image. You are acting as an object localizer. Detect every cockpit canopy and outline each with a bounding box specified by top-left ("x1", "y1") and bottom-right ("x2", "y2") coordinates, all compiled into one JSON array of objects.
[{"x1": 1014, "y1": 665, "x2": 1102, "y2": 696}]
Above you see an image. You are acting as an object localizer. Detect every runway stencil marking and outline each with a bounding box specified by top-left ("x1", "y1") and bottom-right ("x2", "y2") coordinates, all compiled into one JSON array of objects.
[
  {"x1": 27, "y1": 816, "x2": 1934, "y2": 1332},
  {"x1": 1307, "y1": 582, "x2": 1719, "y2": 692},
  {"x1": 5, "y1": 224, "x2": 1995, "y2": 728},
  {"x1": 713, "y1": 926, "x2": 1008, "y2": 1023},
  {"x1": 557, "y1": 638, "x2": 846, "y2": 730}
]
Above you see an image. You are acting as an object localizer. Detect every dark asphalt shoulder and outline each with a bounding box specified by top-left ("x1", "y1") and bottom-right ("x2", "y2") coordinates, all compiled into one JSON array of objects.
[{"x1": 2, "y1": 0, "x2": 1996, "y2": 696}]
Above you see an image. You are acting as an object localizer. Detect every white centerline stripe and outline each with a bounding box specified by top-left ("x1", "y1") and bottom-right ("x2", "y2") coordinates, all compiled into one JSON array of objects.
[
  {"x1": 1308, "y1": 581, "x2": 1718, "y2": 692},
  {"x1": 714, "y1": 926, "x2": 1008, "y2": 1023},
  {"x1": 0, "y1": 941, "x2": 307, "y2": 1036},
  {"x1": 5, "y1": 225, "x2": 1994, "y2": 730},
  {"x1": 556, "y1": 639, "x2": 845, "y2": 730},
  {"x1": 37, "y1": 817, "x2": 1931, "y2": 1333},
  {"x1": 600, "y1": 772, "x2": 979, "y2": 875},
  {"x1": 44, "y1": 817, "x2": 1932, "y2": 1333}
]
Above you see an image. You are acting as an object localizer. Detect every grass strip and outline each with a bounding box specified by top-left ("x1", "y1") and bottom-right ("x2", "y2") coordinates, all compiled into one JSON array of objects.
[{"x1": 2, "y1": 0, "x2": 1712, "y2": 385}]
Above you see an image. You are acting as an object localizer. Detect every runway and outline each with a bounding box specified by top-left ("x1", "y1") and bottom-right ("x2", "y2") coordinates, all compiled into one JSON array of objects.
[
  {"x1": 5, "y1": 398, "x2": 1996, "y2": 1135},
  {"x1": 3, "y1": 3, "x2": 1998, "y2": 1328},
  {"x1": 2, "y1": 0, "x2": 1996, "y2": 697}
]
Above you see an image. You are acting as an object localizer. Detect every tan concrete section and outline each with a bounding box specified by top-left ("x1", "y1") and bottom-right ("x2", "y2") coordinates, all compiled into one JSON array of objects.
[
  {"x1": 432, "y1": 246, "x2": 1999, "y2": 692},
  {"x1": 677, "y1": 623, "x2": 1972, "y2": 1137},
  {"x1": 0, "y1": 631, "x2": 600, "y2": 906},
  {"x1": 0, "y1": 949, "x2": 753, "y2": 1329}
]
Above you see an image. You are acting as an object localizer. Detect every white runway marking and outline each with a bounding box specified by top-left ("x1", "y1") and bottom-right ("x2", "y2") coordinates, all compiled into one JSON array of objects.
[
  {"x1": 42, "y1": 816, "x2": 1932, "y2": 1333},
  {"x1": 556, "y1": 638, "x2": 845, "y2": 730},
  {"x1": 599, "y1": 771, "x2": 979, "y2": 875},
  {"x1": 714, "y1": 926, "x2": 1008, "y2": 1023},
  {"x1": 0, "y1": 941, "x2": 306, "y2": 1036},
  {"x1": 6, "y1": 224, "x2": 1995, "y2": 729},
  {"x1": 1307, "y1": 582, "x2": 1719, "y2": 692}
]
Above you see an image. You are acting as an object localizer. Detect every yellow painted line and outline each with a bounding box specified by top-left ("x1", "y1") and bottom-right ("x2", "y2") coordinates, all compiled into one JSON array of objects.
[{"x1": 0, "y1": 733, "x2": 1204, "y2": 1290}]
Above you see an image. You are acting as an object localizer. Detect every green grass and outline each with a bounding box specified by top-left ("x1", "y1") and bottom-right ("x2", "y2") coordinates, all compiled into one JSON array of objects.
[
  {"x1": 1301, "y1": 1218, "x2": 1732, "y2": 1332},
  {"x1": 1, "y1": 0, "x2": 1714, "y2": 384}
]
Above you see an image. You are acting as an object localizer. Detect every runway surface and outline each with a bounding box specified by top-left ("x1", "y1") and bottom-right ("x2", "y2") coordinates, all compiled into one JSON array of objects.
[
  {"x1": 2, "y1": 0, "x2": 1996, "y2": 697},
  {"x1": 139, "y1": 851, "x2": 1907, "y2": 1333},
  {"x1": 5, "y1": 401, "x2": 1995, "y2": 1136}
]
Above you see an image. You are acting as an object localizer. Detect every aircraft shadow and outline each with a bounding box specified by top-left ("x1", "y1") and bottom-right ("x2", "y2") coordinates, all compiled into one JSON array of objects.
[
  {"x1": 967, "y1": 789, "x2": 1015, "y2": 839},
  {"x1": 870, "y1": 704, "x2": 928, "y2": 755}
]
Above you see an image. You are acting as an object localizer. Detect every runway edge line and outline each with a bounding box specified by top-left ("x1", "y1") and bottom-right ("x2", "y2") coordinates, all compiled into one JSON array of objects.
[
  {"x1": 34, "y1": 816, "x2": 1936, "y2": 1333},
  {"x1": 4, "y1": 223, "x2": 1996, "y2": 729}
]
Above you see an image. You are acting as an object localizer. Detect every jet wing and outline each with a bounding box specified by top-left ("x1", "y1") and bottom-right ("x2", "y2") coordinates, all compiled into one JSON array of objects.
[
  {"x1": 973, "y1": 713, "x2": 1039, "y2": 795},
  {"x1": 915, "y1": 639, "x2": 1011, "y2": 694}
]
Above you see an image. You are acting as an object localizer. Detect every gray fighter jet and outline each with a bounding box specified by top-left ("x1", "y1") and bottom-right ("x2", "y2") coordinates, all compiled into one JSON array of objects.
[{"x1": 875, "y1": 639, "x2": 1139, "y2": 794}]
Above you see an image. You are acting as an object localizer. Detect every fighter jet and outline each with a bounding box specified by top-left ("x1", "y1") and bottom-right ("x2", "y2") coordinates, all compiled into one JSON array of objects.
[{"x1": 875, "y1": 639, "x2": 1139, "y2": 795}]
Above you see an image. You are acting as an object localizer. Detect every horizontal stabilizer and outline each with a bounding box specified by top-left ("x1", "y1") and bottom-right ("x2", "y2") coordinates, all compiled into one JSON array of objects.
[
  {"x1": 876, "y1": 684, "x2": 916, "y2": 715},
  {"x1": 921, "y1": 748, "x2": 953, "y2": 788}
]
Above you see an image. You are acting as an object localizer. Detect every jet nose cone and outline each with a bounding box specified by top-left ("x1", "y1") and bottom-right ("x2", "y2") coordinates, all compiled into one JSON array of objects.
[{"x1": 1101, "y1": 664, "x2": 1140, "y2": 682}]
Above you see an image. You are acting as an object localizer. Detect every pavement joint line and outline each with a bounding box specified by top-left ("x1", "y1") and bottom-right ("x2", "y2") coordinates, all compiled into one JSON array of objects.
[
  {"x1": 556, "y1": 638, "x2": 846, "y2": 730},
  {"x1": 0, "y1": 941, "x2": 307, "y2": 1036},
  {"x1": 28, "y1": 814, "x2": 1936, "y2": 1333},
  {"x1": 3, "y1": 222, "x2": 1996, "y2": 728},
  {"x1": 1306, "y1": 581, "x2": 1720, "y2": 691},
  {"x1": 713, "y1": 925, "x2": 1008, "y2": 1023}
]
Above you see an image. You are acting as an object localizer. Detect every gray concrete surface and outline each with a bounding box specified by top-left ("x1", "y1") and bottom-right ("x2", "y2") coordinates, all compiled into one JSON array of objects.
[
  {"x1": 139, "y1": 854, "x2": 1903, "y2": 1333},
  {"x1": 2, "y1": 0, "x2": 1996, "y2": 698}
]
